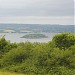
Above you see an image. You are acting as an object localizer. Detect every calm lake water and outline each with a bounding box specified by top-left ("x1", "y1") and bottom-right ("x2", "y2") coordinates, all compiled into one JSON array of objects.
[
  {"x1": 0, "y1": 24, "x2": 74, "y2": 43},
  {"x1": 0, "y1": 33, "x2": 57, "y2": 43}
]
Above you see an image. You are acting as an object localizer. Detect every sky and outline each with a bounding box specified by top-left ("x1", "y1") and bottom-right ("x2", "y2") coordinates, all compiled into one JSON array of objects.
[{"x1": 0, "y1": 0, "x2": 74, "y2": 25}]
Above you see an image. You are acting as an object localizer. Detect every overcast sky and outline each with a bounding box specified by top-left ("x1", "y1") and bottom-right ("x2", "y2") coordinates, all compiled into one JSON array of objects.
[{"x1": 0, "y1": 0, "x2": 74, "y2": 24}]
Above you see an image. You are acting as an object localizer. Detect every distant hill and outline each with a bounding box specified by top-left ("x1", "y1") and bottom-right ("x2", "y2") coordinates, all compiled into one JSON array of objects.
[{"x1": 0, "y1": 24, "x2": 74, "y2": 33}]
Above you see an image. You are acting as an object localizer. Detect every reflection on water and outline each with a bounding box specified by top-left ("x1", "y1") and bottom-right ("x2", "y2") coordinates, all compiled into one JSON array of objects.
[{"x1": 0, "y1": 33, "x2": 58, "y2": 43}]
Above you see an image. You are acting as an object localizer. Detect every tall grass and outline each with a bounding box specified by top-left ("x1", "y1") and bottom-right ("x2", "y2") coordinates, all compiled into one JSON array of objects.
[{"x1": 0, "y1": 71, "x2": 26, "y2": 75}]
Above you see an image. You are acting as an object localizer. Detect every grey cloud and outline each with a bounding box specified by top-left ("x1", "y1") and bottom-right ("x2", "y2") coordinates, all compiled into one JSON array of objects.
[{"x1": 0, "y1": 0, "x2": 74, "y2": 17}]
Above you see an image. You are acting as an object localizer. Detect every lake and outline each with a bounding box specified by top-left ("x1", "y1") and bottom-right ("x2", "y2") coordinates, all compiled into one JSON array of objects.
[
  {"x1": 0, "y1": 24, "x2": 74, "y2": 43},
  {"x1": 0, "y1": 33, "x2": 57, "y2": 43}
]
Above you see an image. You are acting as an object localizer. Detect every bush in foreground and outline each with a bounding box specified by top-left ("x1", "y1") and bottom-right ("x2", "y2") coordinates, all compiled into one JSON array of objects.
[
  {"x1": 0, "y1": 33, "x2": 75, "y2": 75},
  {"x1": 52, "y1": 33, "x2": 75, "y2": 49}
]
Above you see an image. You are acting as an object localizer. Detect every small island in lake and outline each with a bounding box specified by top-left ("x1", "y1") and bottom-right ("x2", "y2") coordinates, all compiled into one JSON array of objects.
[{"x1": 21, "y1": 34, "x2": 48, "y2": 39}]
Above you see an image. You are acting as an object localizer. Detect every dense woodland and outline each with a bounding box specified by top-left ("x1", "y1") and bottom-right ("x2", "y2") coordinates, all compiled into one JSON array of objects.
[{"x1": 0, "y1": 33, "x2": 75, "y2": 75}]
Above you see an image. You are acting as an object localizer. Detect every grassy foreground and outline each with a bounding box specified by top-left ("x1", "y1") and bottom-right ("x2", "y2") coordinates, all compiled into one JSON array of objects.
[{"x1": 0, "y1": 71, "x2": 25, "y2": 75}]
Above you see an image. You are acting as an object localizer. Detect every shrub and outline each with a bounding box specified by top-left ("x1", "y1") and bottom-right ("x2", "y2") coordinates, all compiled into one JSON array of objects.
[
  {"x1": 0, "y1": 42, "x2": 34, "y2": 67},
  {"x1": 0, "y1": 37, "x2": 17, "y2": 58},
  {"x1": 52, "y1": 33, "x2": 75, "y2": 49},
  {"x1": 0, "y1": 33, "x2": 75, "y2": 75}
]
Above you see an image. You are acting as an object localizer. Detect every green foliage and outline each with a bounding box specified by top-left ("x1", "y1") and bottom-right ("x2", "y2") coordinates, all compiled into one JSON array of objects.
[
  {"x1": 0, "y1": 36, "x2": 8, "y2": 52},
  {"x1": 0, "y1": 42, "x2": 34, "y2": 67},
  {"x1": 52, "y1": 33, "x2": 75, "y2": 49},
  {"x1": 0, "y1": 37, "x2": 17, "y2": 59},
  {"x1": 0, "y1": 33, "x2": 75, "y2": 75}
]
